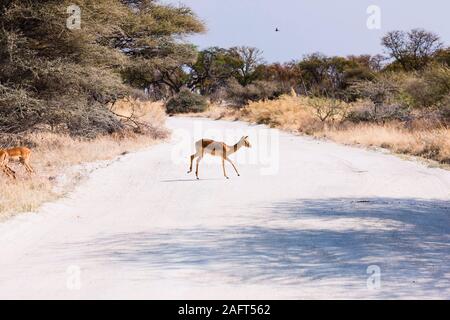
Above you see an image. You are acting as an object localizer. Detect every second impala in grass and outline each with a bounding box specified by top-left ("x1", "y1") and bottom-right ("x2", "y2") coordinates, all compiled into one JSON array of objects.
[
  {"x1": 188, "y1": 136, "x2": 252, "y2": 180},
  {"x1": 0, "y1": 147, "x2": 34, "y2": 179},
  {"x1": 0, "y1": 149, "x2": 16, "y2": 179}
]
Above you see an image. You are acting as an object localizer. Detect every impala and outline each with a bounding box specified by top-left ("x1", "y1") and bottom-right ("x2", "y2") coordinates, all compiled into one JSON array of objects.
[
  {"x1": 6, "y1": 147, "x2": 34, "y2": 175},
  {"x1": 0, "y1": 150, "x2": 16, "y2": 179},
  {"x1": 187, "y1": 136, "x2": 251, "y2": 179}
]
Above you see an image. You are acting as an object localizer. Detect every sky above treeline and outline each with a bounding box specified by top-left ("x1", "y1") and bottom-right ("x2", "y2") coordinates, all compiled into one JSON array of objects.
[{"x1": 161, "y1": 0, "x2": 450, "y2": 63}]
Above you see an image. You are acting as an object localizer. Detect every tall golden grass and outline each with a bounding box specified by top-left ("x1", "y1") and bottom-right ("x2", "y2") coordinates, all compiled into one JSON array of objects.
[
  {"x1": 197, "y1": 95, "x2": 450, "y2": 166},
  {"x1": 0, "y1": 99, "x2": 168, "y2": 220}
]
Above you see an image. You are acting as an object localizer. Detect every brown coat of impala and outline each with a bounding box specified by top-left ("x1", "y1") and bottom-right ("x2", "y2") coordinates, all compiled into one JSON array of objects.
[
  {"x1": 1, "y1": 147, "x2": 34, "y2": 179},
  {"x1": 0, "y1": 150, "x2": 16, "y2": 179},
  {"x1": 188, "y1": 136, "x2": 251, "y2": 179}
]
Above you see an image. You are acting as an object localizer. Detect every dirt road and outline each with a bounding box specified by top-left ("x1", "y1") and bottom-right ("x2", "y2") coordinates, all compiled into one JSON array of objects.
[{"x1": 0, "y1": 117, "x2": 449, "y2": 299}]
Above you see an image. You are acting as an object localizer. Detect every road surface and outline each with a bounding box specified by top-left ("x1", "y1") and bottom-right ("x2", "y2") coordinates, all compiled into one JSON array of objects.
[{"x1": 0, "y1": 117, "x2": 449, "y2": 299}]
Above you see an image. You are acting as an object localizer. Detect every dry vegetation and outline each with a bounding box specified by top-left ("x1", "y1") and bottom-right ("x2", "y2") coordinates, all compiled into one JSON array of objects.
[
  {"x1": 194, "y1": 95, "x2": 450, "y2": 167},
  {"x1": 0, "y1": 100, "x2": 168, "y2": 220}
]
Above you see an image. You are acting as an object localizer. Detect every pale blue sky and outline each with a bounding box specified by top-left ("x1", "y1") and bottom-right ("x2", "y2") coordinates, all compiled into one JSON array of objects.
[{"x1": 162, "y1": 0, "x2": 450, "y2": 63}]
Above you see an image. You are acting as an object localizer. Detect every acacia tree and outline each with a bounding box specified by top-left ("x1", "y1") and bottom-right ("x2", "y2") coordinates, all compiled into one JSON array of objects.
[
  {"x1": 119, "y1": 1, "x2": 204, "y2": 97},
  {"x1": 382, "y1": 29, "x2": 443, "y2": 71},
  {"x1": 0, "y1": 0, "x2": 204, "y2": 136}
]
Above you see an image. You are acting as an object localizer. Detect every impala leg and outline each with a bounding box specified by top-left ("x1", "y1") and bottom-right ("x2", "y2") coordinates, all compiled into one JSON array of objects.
[
  {"x1": 222, "y1": 158, "x2": 229, "y2": 179},
  {"x1": 20, "y1": 158, "x2": 34, "y2": 174},
  {"x1": 24, "y1": 162, "x2": 34, "y2": 174},
  {"x1": 226, "y1": 157, "x2": 240, "y2": 176},
  {"x1": 3, "y1": 166, "x2": 16, "y2": 180},
  {"x1": 25, "y1": 160, "x2": 34, "y2": 174},
  {"x1": 195, "y1": 156, "x2": 202, "y2": 180},
  {"x1": 9, "y1": 166, "x2": 17, "y2": 180},
  {"x1": 26, "y1": 164, "x2": 34, "y2": 174},
  {"x1": 188, "y1": 152, "x2": 198, "y2": 174}
]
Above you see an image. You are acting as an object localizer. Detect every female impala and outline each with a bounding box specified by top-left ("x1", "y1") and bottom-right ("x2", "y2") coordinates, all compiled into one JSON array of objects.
[
  {"x1": 0, "y1": 150, "x2": 16, "y2": 179},
  {"x1": 6, "y1": 147, "x2": 34, "y2": 175},
  {"x1": 187, "y1": 136, "x2": 251, "y2": 180}
]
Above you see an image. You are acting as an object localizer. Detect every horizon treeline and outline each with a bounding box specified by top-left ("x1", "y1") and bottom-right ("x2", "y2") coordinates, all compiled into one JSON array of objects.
[
  {"x1": 1, "y1": 0, "x2": 449, "y2": 137},
  {"x1": 163, "y1": 28, "x2": 450, "y2": 126}
]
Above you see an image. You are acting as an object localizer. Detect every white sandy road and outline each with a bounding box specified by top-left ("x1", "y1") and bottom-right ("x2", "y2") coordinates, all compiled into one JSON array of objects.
[{"x1": 0, "y1": 117, "x2": 449, "y2": 299}]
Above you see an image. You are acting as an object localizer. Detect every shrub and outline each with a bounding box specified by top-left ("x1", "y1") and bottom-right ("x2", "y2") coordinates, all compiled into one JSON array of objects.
[
  {"x1": 165, "y1": 89, "x2": 208, "y2": 114},
  {"x1": 441, "y1": 95, "x2": 450, "y2": 123},
  {"x1": 306, "y1": 97, "x2": 350, "y2": 122},
  {"x1": 226, "y1": 79, "x2": 288, "y2": 106},
  {"x1": 350, "y1": 75, "x2": 400, "y2": 106},
  {"x1": 345, "y1": 100, "x2": 410, "y2": 123},
  {"x1": 111, "y1": 98, "x2": 168, "y2": 138},
  {"x1": 400, "y1": 65, "x2": 450, "y2": 109}
]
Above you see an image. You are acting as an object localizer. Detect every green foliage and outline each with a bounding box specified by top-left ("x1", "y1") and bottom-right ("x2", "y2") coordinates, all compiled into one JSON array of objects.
[
  {"x1": 400, "y1": 65, "x2": 450, "y2": 109},
  {"x1": 190, "y1": 47, "x2": 242, "y2": 95},
  {"x1": 0, "y1": 0, "x2": 204, "y2": 136},
  {"x1": 165, "y1": 89, "x2": 208, "y2": 114},
  {"x1": 297, "y1": 53, "x2": 375, "y2": 99}
]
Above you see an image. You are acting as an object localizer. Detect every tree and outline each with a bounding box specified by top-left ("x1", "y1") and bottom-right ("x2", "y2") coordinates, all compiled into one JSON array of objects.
[
  {"x1": 230, "y1": 46, "x2": 264, "y2": 86},
  {"x1": 189, "y1": 47, "x2": 242, "y2": 95},
  {"x1": 382, "y1": 29, "x2": 443, "y2": 71},
  {"x1": 119, "y1": 1, "x2": 204, "y2": 96},
  {"x1": 255, "y1": 62, "x2": 302, "y2": 93},
  {"x1": 297, "y1": 53, "x2": 375, "y2": 99},
  {"x1": 0, "y1": 0, "x2": 204, "y2": 136}
]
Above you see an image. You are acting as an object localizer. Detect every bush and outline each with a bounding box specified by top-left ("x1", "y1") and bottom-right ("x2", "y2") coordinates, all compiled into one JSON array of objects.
[
  {"x1": 350, "y1": 75, "x2": 400, "y2": 106},
  {"x1": 441, "y1": 95, "x2": 450, "y2": 123},
  {"x1": 400, "y1": 65, "x2": 450, "y2": 109},
  {"x1": 306, "y1": 97, "x2": 350, "y2": 122},
  {"x1": 345, "y1": 101, "x2": 410, "y2": 123},
  {"x1": 226, "y1": 79, "x2": 288, "y2": 106},
  {"x1": 165, "y1": 89, "x2": 208, "y2": 114}
]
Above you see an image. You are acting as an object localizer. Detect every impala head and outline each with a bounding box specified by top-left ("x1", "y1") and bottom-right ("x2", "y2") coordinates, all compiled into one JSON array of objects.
[{"x1": 241, "y1": 136, "x2": 251, "y2": 148}]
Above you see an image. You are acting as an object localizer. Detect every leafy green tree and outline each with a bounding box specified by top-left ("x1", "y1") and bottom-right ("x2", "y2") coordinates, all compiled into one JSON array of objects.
[
  {"x1": 189, "y1": 47, "x2": 242, "y2": 95},
  {"x1": 0, "y1": 0, "x2": 204, "y2": 136},
  {"x1": 297, "y1": 53, "x2": 375, "y2": 98}
]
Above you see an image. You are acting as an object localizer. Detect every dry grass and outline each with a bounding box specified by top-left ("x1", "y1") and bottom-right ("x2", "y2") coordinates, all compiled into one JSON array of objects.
[
  {"x1": 0, "y1": 99, "x2": 168, "y2": 220},
  {"x1": 319, "y1": 124, "x2": 450, "y2": 164},
  {"x1": 177, "y1": 103, "x2": 243, "y2": 121},
  {"x1": 111, "y1": 98, "x2": 166, "y2": 126},
  {"x1": 193, "y1": 95, "x2": 450, "y2": 167}
]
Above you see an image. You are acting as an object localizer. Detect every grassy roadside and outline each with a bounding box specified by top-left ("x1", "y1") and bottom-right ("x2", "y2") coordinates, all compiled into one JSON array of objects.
[
  {"x1": 185, "y1": 95, "x2": 450, "y2": 168},
  {"x1": 0, "y1": 100, "x2": 168, "y2": 221}
]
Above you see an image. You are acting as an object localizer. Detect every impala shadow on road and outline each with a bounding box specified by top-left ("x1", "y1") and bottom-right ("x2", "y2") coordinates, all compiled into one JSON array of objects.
[{"x1": 62, "y1": 198, "x2": 450, "y2": 298}]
